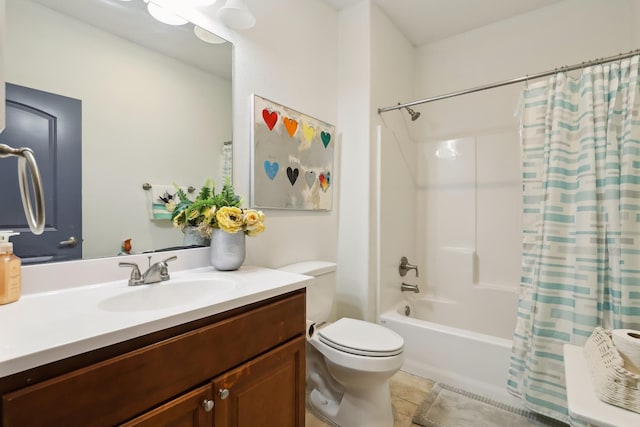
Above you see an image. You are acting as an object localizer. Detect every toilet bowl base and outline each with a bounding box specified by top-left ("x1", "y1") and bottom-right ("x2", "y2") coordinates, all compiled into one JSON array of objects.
[
  {"x1": 309, "y1": 388, "x2": 340, "y2": 419},
  {"x1": 309, "y1": 382, "x2": 394, "y2": 427}
]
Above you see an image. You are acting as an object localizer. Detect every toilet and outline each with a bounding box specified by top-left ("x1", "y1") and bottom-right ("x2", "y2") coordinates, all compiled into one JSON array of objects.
[{"x1": 279, "y1": 261, "x2": 404, "y2": 427}]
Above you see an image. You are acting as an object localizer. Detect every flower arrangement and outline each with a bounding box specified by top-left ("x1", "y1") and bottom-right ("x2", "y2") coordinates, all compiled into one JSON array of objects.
[{"x1": 170, "y1": 179, "x2": 265, "y2": 238}]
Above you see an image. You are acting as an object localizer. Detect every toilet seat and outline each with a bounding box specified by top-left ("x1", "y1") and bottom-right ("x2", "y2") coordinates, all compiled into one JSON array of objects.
[{"x1": 317, "y1": 318, "x2": 404, "y2": 357}]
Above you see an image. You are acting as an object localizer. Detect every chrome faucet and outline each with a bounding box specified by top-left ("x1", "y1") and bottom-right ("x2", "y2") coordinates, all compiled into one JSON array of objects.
[
  {"x1": 399, "y1": 256, "x2": 419, "y2": 277},
  {"x1": 119, "y1": 255, "x2": 177, "y2": 286},
  {"x1": 401, "y1": 282, "x2": 420, "y2": 293}
]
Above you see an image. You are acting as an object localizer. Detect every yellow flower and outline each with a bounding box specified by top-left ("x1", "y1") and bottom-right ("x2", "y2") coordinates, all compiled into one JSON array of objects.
[
  {"x1": 203, "y1": 206, "x2": 216, "y2": 223},
  {"x1": 216, "y1": 206, "x2": 244, "y2": 233},
  {"x1": 246, "y1": 221, "x2": 265, "y2": 236},
  {"x1": 172, "y1": 210, "x2": 186, "y2": 227},
  {"x1": 243, "y1": 209, "x2": 265, "y2": 236},
  {"x1": 187, "y1": 208, "x2": 200, "y2": 221},
  {"x1": 244, "y1": 209, "x2": 264, "y2": 226}
]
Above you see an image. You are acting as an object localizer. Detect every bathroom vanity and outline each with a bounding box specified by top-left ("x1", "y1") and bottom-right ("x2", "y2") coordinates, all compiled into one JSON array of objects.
[{"x1": 0, "y1": 260, "x2": 308, "y2": 427}]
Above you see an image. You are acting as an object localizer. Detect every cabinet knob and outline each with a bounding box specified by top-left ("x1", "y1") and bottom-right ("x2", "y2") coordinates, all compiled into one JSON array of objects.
[
  {"x1": 202, "y1": 399, "x2": 214, "y2": 412},
  {"x1": 218, "y1": 388, "x2": 230, "y2": 400}
]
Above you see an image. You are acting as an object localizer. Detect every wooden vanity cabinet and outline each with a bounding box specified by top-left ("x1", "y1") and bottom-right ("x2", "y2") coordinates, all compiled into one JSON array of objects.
[
  {"x1": 212, "y1": 336, "x2": 304, "y2": 427},
  {"x1": 1, "y1": 289, "x2": 306, "y2": 427},
  {"x1": 121, "y1": 384, "x2": 214, "y2": 427},
  {"x1": 123, "y1": 337, "x2": 305, "y2": 427}
]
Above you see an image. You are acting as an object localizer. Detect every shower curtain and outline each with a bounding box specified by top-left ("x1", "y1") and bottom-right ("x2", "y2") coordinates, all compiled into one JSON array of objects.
[{"x1": 508, "y1": 55, "x2": 640, "y2": 423}]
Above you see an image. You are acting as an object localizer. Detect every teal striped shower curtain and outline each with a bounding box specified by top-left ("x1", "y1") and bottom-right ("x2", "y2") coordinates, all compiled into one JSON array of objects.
[{"x1": 508, "y1": 55, "x2": 640, "y2": 423}]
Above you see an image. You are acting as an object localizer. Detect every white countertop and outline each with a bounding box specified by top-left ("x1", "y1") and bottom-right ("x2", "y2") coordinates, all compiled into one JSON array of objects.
[
  {"x1": 564, "y1": 344, "x2": 640, "y2": 427},
  {"x1": 0, "y1": 265, "x2": 309, "y2": 377}
]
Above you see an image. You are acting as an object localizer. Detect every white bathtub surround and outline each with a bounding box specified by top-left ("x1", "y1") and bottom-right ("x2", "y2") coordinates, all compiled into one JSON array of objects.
[
  {"x1": 416, "y1": 138, "x2": 479, "y2": 315},
  {"x1": 406, "y1": 288, "x2": 517, "y2": 340},
  {"x1": 381, "y1": 304, "x2": 521, "y2": 408}
]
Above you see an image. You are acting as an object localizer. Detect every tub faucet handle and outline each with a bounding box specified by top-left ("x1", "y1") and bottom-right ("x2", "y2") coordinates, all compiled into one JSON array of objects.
[{"x1": 399, "y1": 256, "x2": 419, "y2": 277}]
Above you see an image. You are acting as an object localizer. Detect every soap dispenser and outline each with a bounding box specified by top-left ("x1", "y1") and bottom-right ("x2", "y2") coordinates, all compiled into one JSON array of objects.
[{"x1": 0, "y1": 231, "x2": 21, "y2": 305}]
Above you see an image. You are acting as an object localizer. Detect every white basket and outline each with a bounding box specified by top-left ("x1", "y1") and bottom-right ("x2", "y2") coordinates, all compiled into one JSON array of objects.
[{"x1": 583, "y1": 327, "x2": 640, "y2": 413}]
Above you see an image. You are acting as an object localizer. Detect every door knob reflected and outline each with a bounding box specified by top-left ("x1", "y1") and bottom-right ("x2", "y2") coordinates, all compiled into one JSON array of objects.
[{"x1": 59, "y1": 236, "x2": 77, "y2": 248}]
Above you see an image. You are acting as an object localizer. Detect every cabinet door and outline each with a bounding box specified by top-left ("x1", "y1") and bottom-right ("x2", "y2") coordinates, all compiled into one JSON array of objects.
[
  {"x1": 213, "y1": 337, "x2": 305, "y2": 427},
  {"x1": 120, "y1": 384, "x2": 213, "y2": 427}
]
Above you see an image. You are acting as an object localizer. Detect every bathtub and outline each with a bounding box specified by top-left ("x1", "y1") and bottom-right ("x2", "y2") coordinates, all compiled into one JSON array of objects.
[{"x1": 380, "y1": 300, "x2": 521, "y2": 406}]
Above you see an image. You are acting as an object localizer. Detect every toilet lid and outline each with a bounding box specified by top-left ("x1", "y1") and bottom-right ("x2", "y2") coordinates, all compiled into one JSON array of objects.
[{"x1": 317, "y1": 318, "x2": 404, "y2": 357}]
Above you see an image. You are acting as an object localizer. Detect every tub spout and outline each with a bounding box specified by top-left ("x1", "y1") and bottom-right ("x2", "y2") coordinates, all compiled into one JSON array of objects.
[{"x1": 401, "y1": 282, "x2": 420, "y2": 293}]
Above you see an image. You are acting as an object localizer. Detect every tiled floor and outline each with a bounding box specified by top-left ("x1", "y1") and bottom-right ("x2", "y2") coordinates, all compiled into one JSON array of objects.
[{"x1": 305, "y1": 370, "x2": 435, "y2": 427}]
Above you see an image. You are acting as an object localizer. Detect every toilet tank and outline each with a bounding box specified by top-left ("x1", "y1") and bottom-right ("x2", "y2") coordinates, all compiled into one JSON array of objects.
[{"x1": 278, "y1": 261, "x2": 336, "y2": 324}]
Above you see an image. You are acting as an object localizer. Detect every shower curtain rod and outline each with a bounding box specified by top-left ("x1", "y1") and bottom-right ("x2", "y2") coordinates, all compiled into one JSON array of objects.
[{"x1": 378, "y1": 49, "x2": 640, "y2": 114}]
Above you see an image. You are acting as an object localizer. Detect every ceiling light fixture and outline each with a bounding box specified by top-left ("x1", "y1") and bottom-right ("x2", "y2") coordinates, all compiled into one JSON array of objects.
[
  {"x1": 193, "y1": 25, "x2": 227, "y2": 44},
  {"x1": 184, "y1": 0, "x2": 218, "y2": 6},
  {"x1": 216, "y1": 0, "x2": 255, "y2": 30},
  {"x1": 146, "y1": 1, "x2": 188, "y2": 26}
]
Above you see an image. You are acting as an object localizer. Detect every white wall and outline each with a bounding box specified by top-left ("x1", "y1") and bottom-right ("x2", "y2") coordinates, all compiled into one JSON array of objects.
[
  {"x1": 6, "y1": 0, "x2": 232, "y2": 258},
  {"x1": 410, "y1": 0, "x2": 637, "y2": 323},
  {"x1": 635, "y1": 0, "x2": 640, "y2": 45},
  {"x1": 334, "y1": 1, "x2": 372, "y2": 319},
  {"x1": 214, "y1": 0, "x2": 341, "y2": 269},
  {"x1": 330, "y1": 1, "x2": 416, "y2": 321},
  {"x1": 370, "y1": 4, "x2": 417, "y2": 316}
]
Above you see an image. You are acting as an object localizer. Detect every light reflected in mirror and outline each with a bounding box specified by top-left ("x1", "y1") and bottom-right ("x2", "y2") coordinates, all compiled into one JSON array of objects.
[{"x1": 3, "y1": 0, "x2": 233, "y2": 263}]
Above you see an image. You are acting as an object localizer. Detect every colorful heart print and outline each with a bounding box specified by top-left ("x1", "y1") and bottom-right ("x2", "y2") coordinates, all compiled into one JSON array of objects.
[
  {"x1": 321, "y1": 131, "x2": 331, "y2": 148},
  {"x1": 304, "y1": 171, "x2": 316, "y2": 189},
  {"x1": 319, "y1": 172, "x2": 330, "y2": 192},
  {"x1": 303, "y1": 124, "x2": 315, "y2": 143},
  {"x1": 264, "y1": 161, "x2": 279, "y2": 180},
  {"x1": 262, "y1": 109, "x2": 278, "y2": 131},
  {"x1": 284, "y1": 117, "x2": 298, "y2": 137},
  {"x1": 286, "y1": 167, "x2": 299, "y2": 186}
]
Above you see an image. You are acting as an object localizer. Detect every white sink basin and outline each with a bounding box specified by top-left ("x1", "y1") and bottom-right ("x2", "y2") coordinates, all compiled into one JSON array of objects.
[{"x1": 98, "y1": 277, "x2": 237, "y2": 312}]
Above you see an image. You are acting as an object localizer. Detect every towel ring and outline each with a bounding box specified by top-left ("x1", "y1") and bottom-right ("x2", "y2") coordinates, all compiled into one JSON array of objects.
[{"x1": 0, "y1": 144, "x2": 46, "y2": 235}]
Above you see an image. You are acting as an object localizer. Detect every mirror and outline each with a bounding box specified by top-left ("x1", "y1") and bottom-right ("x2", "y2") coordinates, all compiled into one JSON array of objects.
[{"x1": 4, "y1": 0, "x2": 232, "y2": 262}]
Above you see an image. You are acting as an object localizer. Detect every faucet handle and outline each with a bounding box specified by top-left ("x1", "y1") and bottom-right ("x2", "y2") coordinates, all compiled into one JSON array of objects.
[
  {"x1": 158, "y1": 255, "x2": 177, "y2": 281},
  {"x1": 399, "y1": 256, "x2": 419, "y2": 277},
  {"x1": 162, "y1": 255, "x2": 178, "y2": 264},
  {"x1": 119, "y1": 262, "x2": 143, "y2": 286}
]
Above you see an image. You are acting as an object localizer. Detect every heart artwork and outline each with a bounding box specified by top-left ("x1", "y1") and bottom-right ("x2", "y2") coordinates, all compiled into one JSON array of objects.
[
  {"x1": 303, "y1": 124, "x2": 315, "y2": 143},
  {"x1": 284, "y1": 117, "x2": 298, "y2": 137},
  {"x1": 319, "y1": 172, "x2": 331, "y2": 192},
  {"x1": 321, "y1": 131, "x2": 331, "y2": 148},
  {"x1": 262, "y1": 109, "x2": 278, "y2": 131},
  {"x1": 304, "y1": 171, "x2": 316, "y2": 189},
  {"x1": 264, "y1": 161, "x2": 279, "y2": 180},
  {"x1": 286, "y1": 167, "x2": 299, "y2": 186}
]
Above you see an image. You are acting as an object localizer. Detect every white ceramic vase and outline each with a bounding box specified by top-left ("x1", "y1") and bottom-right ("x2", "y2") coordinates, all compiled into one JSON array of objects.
[{"x1": 210, "y1": 228, "x2": 245, "y2": 270}]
